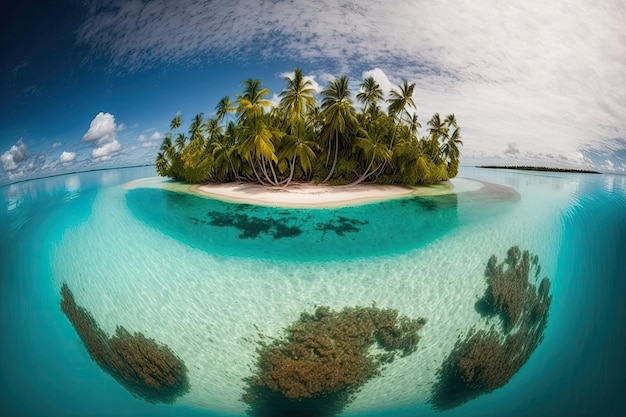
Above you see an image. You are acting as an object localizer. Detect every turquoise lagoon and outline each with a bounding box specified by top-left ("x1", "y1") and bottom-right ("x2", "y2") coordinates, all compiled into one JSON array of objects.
[{"x1": 0, "y1": 166, "x2": 624, "y2": 416}]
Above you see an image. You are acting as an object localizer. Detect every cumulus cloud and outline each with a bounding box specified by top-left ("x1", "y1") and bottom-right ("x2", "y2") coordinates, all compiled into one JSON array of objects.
[
  {"x1": 92, "y1": 140, "x2": 121, "y2": 160},
  {"x1": 59, "y1": 151, "x2": 76, "y2": 163},
  {"x1": 1, "y1": 139, "x2": 28, "y2": 172},
  {"x1": 77, "y1": 0, "x2": 626, "y2": 169},
  {"x1": 52, "y1": 141, "x2": 62, "y2": 149},
  {"x1": 83, "y1": 112, "x2": 117, "y2": 142},
  {"x1": 82, "y1": 112, "x2": 122, "y2": 160}
]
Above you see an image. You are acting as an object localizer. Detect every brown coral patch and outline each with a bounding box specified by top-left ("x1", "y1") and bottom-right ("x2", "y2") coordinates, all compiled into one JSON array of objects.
[
  {"x1": 60, "y1": 283, "x2": 189, "y2": 403},
  {"x1": 243, "y1": 305, "x2": 426, "y2": 417},
  {"x1": 431, "y1": 247, "x2": 552, "y2": 410}
]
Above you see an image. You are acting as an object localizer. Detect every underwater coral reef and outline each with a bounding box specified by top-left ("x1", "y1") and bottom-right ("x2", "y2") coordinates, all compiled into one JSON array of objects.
[
  {"x1": 243, "y1": 305, "x2": 426, "y2": 417},
  {"x1": 60, "y1": 283, "x2": 189, "y2": 403},
  {"x1": 431, "y1": 246, "x2": 552, "y2": 410}
]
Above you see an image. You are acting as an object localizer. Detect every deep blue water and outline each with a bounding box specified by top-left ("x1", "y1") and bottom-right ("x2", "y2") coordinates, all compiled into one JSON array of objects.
[{"x1": 0, "y1": 166, "x2": 625, "y2": 417}]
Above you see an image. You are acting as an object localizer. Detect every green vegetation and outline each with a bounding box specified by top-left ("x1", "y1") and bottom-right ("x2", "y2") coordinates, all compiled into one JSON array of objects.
[
  {"x1": 431, "y1": 247, "x2": 552, "y2": 410},
  {"x1": 60, "y1": 283, "x2": 189, "y2": 404},
  {"x1": 478, "y1": 165, "x2": 600, "y2": 174},
  {"x1": 156, "y1": 69, "x2": 462, "y2": 186},
  {"x1": 243, "y1": 305, "x2": 426, "y2": 417}
]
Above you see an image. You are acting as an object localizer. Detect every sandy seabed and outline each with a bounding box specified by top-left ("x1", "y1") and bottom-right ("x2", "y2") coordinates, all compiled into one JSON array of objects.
[{"x1": 56, "y1": 175, "x2": 563, "y2": 414}]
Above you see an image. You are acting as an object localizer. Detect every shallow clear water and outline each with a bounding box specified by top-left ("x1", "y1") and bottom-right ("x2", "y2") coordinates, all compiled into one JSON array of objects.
[{"x1": 1, "y1": 166, "x2": 624, "y2": 417}]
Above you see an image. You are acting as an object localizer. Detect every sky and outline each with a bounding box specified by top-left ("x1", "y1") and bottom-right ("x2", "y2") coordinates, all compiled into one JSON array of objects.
[{"x1": 1, "y1": 0, "x2": 625, "y2": 185}]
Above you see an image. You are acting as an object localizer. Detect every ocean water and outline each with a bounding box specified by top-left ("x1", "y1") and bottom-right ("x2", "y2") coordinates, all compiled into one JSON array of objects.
[{"x1": 0, "y1": 166, "x2": 624, "y2": 417}]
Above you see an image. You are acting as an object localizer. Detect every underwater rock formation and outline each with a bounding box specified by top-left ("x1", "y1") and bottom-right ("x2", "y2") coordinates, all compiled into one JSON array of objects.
[
  {"x1": 243, "y1": 305, "x2": 426, "y2": 417},
  {"x1": 60, "y1": 283, "x2": 189, "y2": 403},
  {"x1": 431, "y1": 246, "x2": 552, "y2": 411}
]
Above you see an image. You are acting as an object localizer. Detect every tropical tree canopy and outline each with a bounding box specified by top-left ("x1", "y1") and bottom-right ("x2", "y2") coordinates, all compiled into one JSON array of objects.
[{"x1": 156, "y1": 68, "x2": 462, "y2": 186}]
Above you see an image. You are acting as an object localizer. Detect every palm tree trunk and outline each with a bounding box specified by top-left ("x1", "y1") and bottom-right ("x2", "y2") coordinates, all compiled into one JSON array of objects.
[
  {"x1": 349, "y1": 154, "x2": 376, "y2": 186},
  {"x1": 268, "y1": 159, "x2": 280, "y2": 185},
  {"x1": 282, "y1": 154, "x2": 298, "y2": 188},
  {"x1": 226, "y1": 154, "x2": 240, "y2": 182},
  {"x1": 323, "y1": 132, "x2": 339, "y2": 183},
  {"x1": 260, "y1": 160, "x2": 276, "y2": 185},
  {"x1": 390, "y1": 110, "x2": 405, "y2": 149},
  {"x1": 250, "y1": 160, "x2": 267, "y2": 185}
]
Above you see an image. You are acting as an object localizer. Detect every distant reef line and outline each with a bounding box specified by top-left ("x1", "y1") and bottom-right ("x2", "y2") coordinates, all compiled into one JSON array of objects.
[{"x1": 477, "y1": 165, "x2": 601, "y2": 174}]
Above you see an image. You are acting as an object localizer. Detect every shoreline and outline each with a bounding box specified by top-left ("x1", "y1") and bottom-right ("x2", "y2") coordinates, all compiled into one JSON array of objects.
[{"x1": 124, "y1": 177, "x2": 484, "y2": 208}]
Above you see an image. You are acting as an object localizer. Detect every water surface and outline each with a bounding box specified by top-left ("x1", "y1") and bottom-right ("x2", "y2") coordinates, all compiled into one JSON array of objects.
[{"x1": 0, "y1": 166, "x2": 624, "y2": 417}]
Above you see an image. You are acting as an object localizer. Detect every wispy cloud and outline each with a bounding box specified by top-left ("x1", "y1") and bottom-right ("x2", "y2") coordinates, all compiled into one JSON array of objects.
[
  {"x1": 77, "y1": 0, "x2": 626, "y2": 169},
  {"x1": 137, "y1": 130, "x2": 164, "y2": 142}
]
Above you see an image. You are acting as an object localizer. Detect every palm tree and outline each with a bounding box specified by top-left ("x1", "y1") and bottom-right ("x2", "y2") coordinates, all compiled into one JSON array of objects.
[
  {"x1": 188, "y1": 113, "x2": 205, "y2": 143},
  {"x1": 236, "y1": 79, "x2": 271, "y2": 126},
  {"x1": 160, "y1": 134, "x2": 176, "y2": 160},
  {"x1": 210, "y1": 121, "x2": 240, "y2": 181},
  {"x1": 215, "y1": 96, "x2": 235, "y2": 125},
  {"x1": 278, "y1": 68, "x2": 317, "y2": 127},
  {"x1": 440, "y1": 126, "x2": 463, "y2": 163},
  {"x1": 203, "y1": 118, "x2": 222, "y2": 143},
  {"x1": 427, "y1": 113, "x2": 449, "y2": 143},
  {"x1": 405, "y1": 112, "x2": 422, "y2": 137},
  {"x1": 320, "y1": 75, "x2": 357, "y2": 182},
  {"x1": 174, "y1": 133, "x2": 187, "y2": 152},
  {"x1": 170, "y1": 114, "x2": 182, "y2": 131},
  {"x1": 351, "y1": 122, "x2": 392, "y2": 185},
  {"x1": 306, "y1": 105, "x2": 324, "y2": 134},
  {"x1": 279, "y1": 125, "x2": 317, "y2": 187},
  {"x1": 356, "y1": 76, "x2": 384, "y2": 115},
  {"x1": 159, "y1": 133, "x2": 181, "y2": 179},
  {"x1": 387, "y1": 80, "x2": 416, "y2": 147},
  {"x1": 155, "y1": 152, "x2": 169, "y2": 176},
  {"x1": 238, "y1": 120, "x2": 278, "y2": 184},
  {"x1": 444, "y1": 113, "x2": 458, "y2": 129}
]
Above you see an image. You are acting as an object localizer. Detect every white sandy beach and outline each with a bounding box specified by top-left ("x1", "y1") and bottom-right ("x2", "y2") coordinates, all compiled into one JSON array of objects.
[{"x1": 124, "y1": 177, "x2": 483, "y2": 208}]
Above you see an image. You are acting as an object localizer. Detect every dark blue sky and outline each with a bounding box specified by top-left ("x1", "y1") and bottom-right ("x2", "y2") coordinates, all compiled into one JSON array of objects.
[{"x1": 1, "y1": 0, "x2": 624, "y2": 184}]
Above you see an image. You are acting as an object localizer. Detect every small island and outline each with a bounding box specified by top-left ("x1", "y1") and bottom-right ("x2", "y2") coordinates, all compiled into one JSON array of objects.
[
  {"x1": 477, "y1": 165, "x2": 601, "y2": 174},
  {"x1": 155, "y1": 68, "x2": 462, "y2": 187}
]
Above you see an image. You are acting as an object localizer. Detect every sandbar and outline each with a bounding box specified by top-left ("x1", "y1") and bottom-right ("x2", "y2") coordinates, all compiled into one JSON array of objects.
[{"x1": 124, "y1": 177, "x2": 483, "y2": 208}]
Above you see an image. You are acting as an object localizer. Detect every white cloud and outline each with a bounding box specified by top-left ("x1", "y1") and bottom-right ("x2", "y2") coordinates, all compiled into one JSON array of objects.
[
  {"x1": 1, "y1": 152, "x2": 18, "y2": 172},
  {"x1": 1, "y1": 139, "x2": 28, "y2": 172},
  {"x1": 82, "y1": 112, "x2": 122, "y2": 160},
  {"x1": 52, "y1": 141, "x2": 62, "y2": 149},
  {"x1": 149, "y1": 131, "x2": 164, "y2": 141},
  {"x1": 92, "y1": 140, "x2": 121, "y2": 159},
  {"x1": 78, "y1": 0, "x2": 626, "y2": 169},
  {"x1": 59, "y1": 151, "x2": 76, "y2": 163},
  {"x1": 83, "y1": 112, "x2": 117, "y2": 142},
  {"x1": 317, "y1": 73, "x2": 336, "y2": 85},
  {"x1": 138, "y1": 130, "x2": 164, "y2": 142}
]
